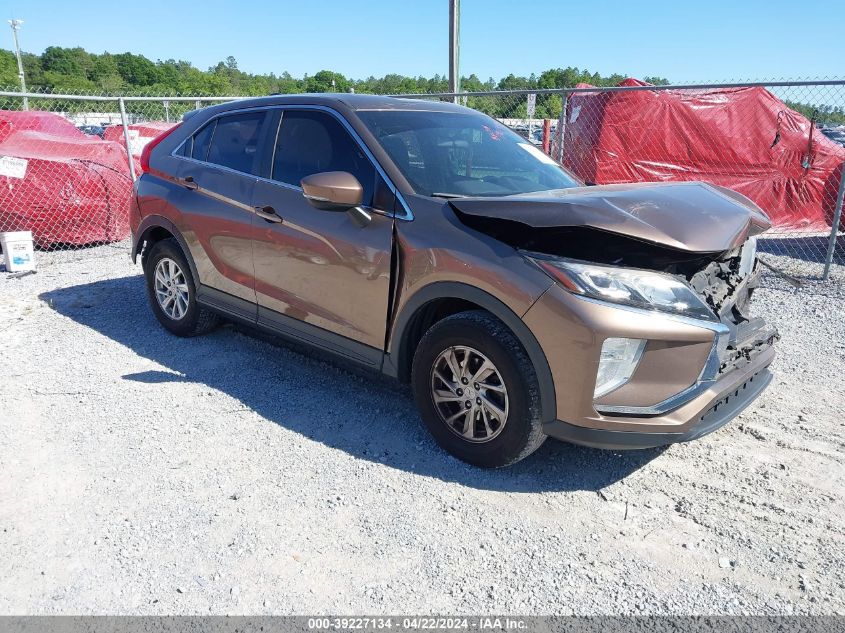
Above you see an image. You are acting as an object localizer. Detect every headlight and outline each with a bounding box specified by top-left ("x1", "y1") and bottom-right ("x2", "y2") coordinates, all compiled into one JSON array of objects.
[
  {"x1": 530, "y1": 256, "x2": 717, "y2": 322},
  {"x1": 595, "y1": 337, "x2": 646, "y2": 398}
]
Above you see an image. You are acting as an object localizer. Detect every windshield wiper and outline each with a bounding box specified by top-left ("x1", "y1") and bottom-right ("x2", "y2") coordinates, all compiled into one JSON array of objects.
[{"x1": 430, "y1": 192, "x2": 467, "y2": 199}]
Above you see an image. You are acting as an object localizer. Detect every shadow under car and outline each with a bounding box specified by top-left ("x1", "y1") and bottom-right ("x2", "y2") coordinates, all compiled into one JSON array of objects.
[{"x1": 40, "y1": 274, "x2": 662, "y2": 492}]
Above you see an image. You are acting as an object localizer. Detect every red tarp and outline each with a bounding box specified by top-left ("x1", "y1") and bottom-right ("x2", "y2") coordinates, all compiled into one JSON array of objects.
[
  {"x1": 0, "y1": 110, "x2": 133, "y2": 247},
  {"x1": 104, "y1": 121, "x2": 176, "y2": 173},
  {"x1": 0, "y1": 110, "x2": 87, "y2": 141},
  {"x1": 562, "y1": 78, "x2": 845, "y2": 232}
]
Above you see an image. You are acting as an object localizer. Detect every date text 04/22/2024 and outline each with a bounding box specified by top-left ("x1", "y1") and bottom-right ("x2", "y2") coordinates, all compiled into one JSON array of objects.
[{"x1": 307, "y1": 617, "x2": 528, "y2": 630}]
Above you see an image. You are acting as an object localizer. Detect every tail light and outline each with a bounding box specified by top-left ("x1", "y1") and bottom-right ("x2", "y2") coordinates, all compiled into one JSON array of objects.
[{"x1": 139, "y1": 122, "x2": 182, "y2": 174}]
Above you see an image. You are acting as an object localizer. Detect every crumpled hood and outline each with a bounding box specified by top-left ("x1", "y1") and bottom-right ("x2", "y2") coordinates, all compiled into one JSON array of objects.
[{"x1": 449, "y1": 181, "x2": 772, "y2": 253}]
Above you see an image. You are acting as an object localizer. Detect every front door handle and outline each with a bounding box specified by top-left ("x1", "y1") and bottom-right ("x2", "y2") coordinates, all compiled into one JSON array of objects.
[
  {"x1": 254, "y1": 205, "x2": 282, "y2": 223},
  {"x1": 181, "y1": 175, "x2": 198, "y2": 190}
]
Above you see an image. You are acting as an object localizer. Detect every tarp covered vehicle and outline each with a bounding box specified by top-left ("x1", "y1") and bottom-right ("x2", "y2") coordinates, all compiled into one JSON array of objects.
[
  {"x1": 0, "y1": 110, "x2": 134, "y2": 247},
  {"x1": 104, "y1": 121, "x2": 176, "y2": 174},
  {"x1": 561, "y1": 79, "x2": 845, "y2": 231}
]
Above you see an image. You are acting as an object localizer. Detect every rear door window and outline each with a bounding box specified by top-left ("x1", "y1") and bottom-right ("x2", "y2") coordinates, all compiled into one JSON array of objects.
[
  {"x1": 205, "y1": 111, "x2": 267, "y2": 175},
  {"x1": 272, "y1": 110, "x2": 375, "y2": 206}
]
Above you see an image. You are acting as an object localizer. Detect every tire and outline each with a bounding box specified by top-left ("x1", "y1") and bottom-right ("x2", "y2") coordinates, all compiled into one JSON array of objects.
[
  {"x1": 411, "y1": 310, "x2": 546, "y2": 468},
  {"x1": 143, "y1": 238, "x2": 219, "y2": 337}
]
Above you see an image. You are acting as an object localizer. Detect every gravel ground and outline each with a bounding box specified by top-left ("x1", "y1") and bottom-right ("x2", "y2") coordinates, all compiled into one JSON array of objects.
[{"x1": 0, "y1": 246, "x2": 843, "y2": 615}]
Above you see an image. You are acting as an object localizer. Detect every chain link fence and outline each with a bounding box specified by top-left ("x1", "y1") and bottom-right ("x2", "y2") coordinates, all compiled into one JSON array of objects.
[
  {"x1": 397, "y1": 80, "x2": 845, "y2": 283},
  {"x1": 0, "y1": 82, "x2": 843, "y2": 283},
  {"x1": 0, "y1": 90, "x2": 238, "y2": 267}
]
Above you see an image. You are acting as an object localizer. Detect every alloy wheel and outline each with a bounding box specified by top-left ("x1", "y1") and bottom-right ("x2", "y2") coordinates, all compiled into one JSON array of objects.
[
  {"x1": 430, "y1": 345, "x2": 509, "y2": 443},
  {"x1": 153, "y1": 257, "x2": 190, "y2": 321}
]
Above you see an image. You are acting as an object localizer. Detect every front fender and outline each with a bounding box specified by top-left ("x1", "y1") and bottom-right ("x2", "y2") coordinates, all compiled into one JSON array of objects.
[{"x1": 384, "y1": 281, "x2": 557, "y2": 424}]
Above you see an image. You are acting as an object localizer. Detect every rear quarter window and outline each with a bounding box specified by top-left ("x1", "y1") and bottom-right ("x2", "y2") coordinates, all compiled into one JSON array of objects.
[{"x1": 189, "y1": 121, "x2": 215, "y2": 161}]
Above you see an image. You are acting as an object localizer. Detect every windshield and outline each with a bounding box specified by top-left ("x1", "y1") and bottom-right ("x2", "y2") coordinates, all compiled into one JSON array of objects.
[{"x1": 358, "y1": 110, "x2": 581, "y2": 198}]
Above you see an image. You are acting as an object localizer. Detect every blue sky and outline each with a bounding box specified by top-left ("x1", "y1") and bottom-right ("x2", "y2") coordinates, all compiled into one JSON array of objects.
[{"x1": 2, "y1": 0, "x2": 843, "y2": 82}]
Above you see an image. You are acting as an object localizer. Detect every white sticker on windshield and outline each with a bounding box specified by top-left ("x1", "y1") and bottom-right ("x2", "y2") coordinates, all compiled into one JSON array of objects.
[
  {"x1": 517, "y1": 142, "x2": 558, "y2": 166},
  {"x1": 0, "y1": 156, "x2": 27, "y2": 179}
]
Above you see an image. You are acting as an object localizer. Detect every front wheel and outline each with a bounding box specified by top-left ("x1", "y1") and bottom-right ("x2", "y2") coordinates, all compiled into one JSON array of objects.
[{"x1": 411, "y1": 311, "x2": 546, "y2": 468}]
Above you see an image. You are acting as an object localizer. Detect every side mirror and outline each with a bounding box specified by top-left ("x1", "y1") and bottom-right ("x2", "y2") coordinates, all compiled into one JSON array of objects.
[{"x1": 301, "y1": 171, "x2": 363, "y2": 212}]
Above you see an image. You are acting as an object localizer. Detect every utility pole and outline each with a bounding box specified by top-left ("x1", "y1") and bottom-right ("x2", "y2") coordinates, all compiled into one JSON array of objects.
[
  {"x1": 8, "y1": 19, "x2": 28, "y2": 110},
  {"x1": 448, "y1": 0, "x2": 460, "y2": 103}
]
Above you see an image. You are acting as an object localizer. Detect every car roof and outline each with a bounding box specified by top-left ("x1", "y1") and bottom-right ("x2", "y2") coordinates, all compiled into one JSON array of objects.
[{"x1": 194, "y1": 93, "x2": 471, "y2": 118}]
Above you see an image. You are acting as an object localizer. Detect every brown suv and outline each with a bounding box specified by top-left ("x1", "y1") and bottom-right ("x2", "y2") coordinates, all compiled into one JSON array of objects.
[{"x1": 130, "y1": 94, "x2": 778, "y2": 467}]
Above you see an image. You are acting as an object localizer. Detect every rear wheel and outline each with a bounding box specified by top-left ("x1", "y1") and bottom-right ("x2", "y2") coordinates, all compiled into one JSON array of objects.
[
  {"x1": 144, "y1": 239, "x2": 218, "y2": 337},
  {"x1": 411, "y1": 310, "x2": 546, "y2": 468}
]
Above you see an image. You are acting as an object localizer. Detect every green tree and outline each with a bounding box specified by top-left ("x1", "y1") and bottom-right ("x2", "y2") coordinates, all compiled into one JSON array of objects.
[
  {"x1": 91, "y1": 54, "x2": 123, "y2": 91},
  {"x1": 114, "y1": 52, "x2": 159, "y2": 86},
  {"x1": 42, "y1": 70, "x2": 98, "y2": 93},
  {"x1": 41, "y1": 46, "x2": 92, "y2": 78},
  {"x1": 21, "y1": 52, "x2": 44, "y2": 88},
  {"x1": 0, "y1": 50, "x2": 19, "y2": 87},
  {"x1": 305, "y1": 70, "x2": 350, "y2": 93}
]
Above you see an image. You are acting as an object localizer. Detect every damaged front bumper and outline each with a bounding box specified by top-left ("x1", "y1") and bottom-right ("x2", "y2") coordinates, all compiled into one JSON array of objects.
[
  {"x1": 594, "y1": 311, "x2": 779, "y2": 417},
  {"x1": 543, "y1": 356, "x2": 774, "y2": 450},
  {"x1": 523, "y1": 282, "x2": 778, "y2": 450}
]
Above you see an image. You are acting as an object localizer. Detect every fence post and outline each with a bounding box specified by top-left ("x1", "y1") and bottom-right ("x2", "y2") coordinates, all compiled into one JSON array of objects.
[
  {"x1": 555, "y1": 90, "x2": 569, "y2": 164},
  {"x1": 117, "y1": 97, "x2": 137, "y2": 182},
  {"x1": 542, "y1": 119, "x2": 551, "y2": 154},
  {"x1": 823, "y1": 164, "x2": 845, "y2": 280}
]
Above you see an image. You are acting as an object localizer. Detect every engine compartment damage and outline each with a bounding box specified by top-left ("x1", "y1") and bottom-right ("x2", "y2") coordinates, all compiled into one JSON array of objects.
[
  {"x1": 719, "y1": 319, "x2": 780, "y2": 374},
  {"x1": 451, "y1": 204, "x2": 780, "y2": 378},
  {"x1": 688, "y1": 248, "x2": 781, "y2": 375},
  {"x1": 689, "y1": 247, "x2": 755, "y2": 318},
  {"x1": 454, "y1": 209, "x2": 721, "y2": 275}
]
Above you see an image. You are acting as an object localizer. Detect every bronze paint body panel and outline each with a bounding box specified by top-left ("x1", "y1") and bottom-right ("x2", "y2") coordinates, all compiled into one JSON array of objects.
[
  {"x1": 598, "y1": 339, "x2": 712, "y2": 407},
  {"x1": 173, "y1": 160, "x2": 257, "y2": 303},
  {"x1": 523, "y1": 284, "x2": 774, "y2": 433},
  {"x1": 389, "y1": 195, "x2": 553, "y2": 348},
  {"x1": 251, "y1": 178, "x2": 393, "y2": 349},
  {"x1": 300, "y1": 171, "x2": 364, "y2": 209},
  {"x1": 130, "y1": 93, "x2": 777, "y2": 450},
  {"x1": 449, "y1": 181, "x2": 772, "y2": 252}
]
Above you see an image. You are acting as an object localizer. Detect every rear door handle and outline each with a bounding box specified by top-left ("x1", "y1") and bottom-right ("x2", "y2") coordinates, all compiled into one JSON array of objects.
[
  {"x1": 181, "y1": 175, "x2": 198, "y2": 190},
  {"x1": 254, "y1": 205, "x2": 282, "y2": 223}
]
